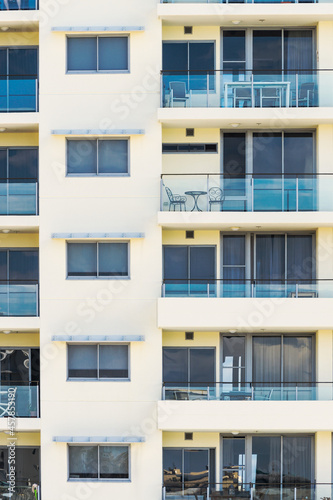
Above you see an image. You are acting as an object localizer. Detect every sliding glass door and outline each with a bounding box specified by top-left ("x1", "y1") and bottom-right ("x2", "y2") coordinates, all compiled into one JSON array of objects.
[
  {"x1": 163, "y1": 245, "x2": 216, "y2": 296},
  {"x1": 221, "y1": 436, "x2": 313, "y2": 499},
  {"x1": 163, "y1": 347, "x2": 215, "y2": 399},
  {"x1": 163, "y1": 448, "x2": 215, "y2": 499}
]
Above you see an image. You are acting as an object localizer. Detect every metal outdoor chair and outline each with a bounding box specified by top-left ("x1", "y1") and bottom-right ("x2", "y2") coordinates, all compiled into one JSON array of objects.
[
  {"x1": 165, "y1": 186, "x2": 187, "y2": 211},
  {"x1": 209, "y1": 187, "x2": 225, "y2": 211},
  {"x1": 297, "y1": 82, "x2": 316, "y2": 107},
  {"x1": 260, "y1": 87, "x2": 282, "y2": 107},
  {"x1": 169, "y1": 81, "x2": 192, "y2": 107},
  {"x1": 233, "y1": 86, "x2": 252, "y2": 108}
]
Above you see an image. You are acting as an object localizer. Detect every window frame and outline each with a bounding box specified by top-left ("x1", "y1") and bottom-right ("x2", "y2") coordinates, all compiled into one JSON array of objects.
[
  {"x1": 66, "y1": 35, "x2": 130, "y2": 74},
  {"x1": 68, "y1": 444, "x2": 131, "y2": 482},
  {"x1": 66, "y1": 138, "x2": 130, "y2": 177},
  {"x1": 67, "y1": 343, "x2": 130, "y2": 382},
  {"x1": 66, "y1": 241, "x2": 130, "y2": 280}
]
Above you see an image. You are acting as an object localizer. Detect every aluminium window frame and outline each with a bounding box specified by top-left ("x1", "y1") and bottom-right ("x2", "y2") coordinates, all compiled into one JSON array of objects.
[
  {"x1": 163, "y1": 346, "x2": 216, "y2": 387},
  {"x1": 66, "y1": 241, "x2": 130, "y2": 280},
  {"x1": 66, "y1": 35, "x2": 130, "y2": 74},
  {"x1": 66, "y1": 137, "x2": 130, "y2": 177},
  {"x1": 66, "y1": 343, "x2": 130, "y2": 382},
  {"x1": 67, "y1": 443, "x2": 131, "y2": 482}
]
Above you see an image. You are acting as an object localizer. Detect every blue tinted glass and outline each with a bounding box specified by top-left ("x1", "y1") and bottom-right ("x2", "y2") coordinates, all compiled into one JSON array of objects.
[
  {"x1": 67, "y1": 140, "x2": 97, "y2": 174},
  {"x1": 68, "y1": 243, "x2": 97, "y2": 277},
  {"x1": 162, "y1": 43, "x2": 188, "y2": 71},
  {"x1": 67, "y1": 37, "x2": 97, "y2": 71},
  {"x1": 98, "y1": 140, "x2": 128, "y2": 174},
  {"x1": 9, "y1": 48, "x2": 38, "y2": 76},
  {"x1": 98, "y1": 37, "x2": 128, "y2": 71},
  {"x1": 189, "y1": 43, "x2": 214, "y2": 71},
  {"x1": 9, "y1": 149, "x2": 38, "y2": 179}
]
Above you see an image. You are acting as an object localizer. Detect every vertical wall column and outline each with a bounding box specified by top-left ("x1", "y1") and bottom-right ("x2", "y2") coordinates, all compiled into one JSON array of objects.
[
  {"x1": 315, "y1": 432, "x2": 332, "y2": 497},
  {"x1": 317, "y1": 22, "x2": 333, "y2": 106},
  {"x1": 316, "y1": 125, "x2": 333, "y2": 210},
  {"x1": 316, "y1": 228, "x2": 333, "y2": 296},
  {"x1": 316, "y1": 330, "x2": 333, "y2": 400}
]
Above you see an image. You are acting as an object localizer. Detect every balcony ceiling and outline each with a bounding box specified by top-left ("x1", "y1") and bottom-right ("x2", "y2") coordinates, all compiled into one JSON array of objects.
[{"x1": 158, "y1": 4, "x2": 333, "y2": 26}]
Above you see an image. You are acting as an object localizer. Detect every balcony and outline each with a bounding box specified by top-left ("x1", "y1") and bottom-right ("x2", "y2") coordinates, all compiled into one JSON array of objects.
[
  {"x1": 160, "y1": 174, "x2": 333, "y2": 213},
  {"x1": 0, "y1": 75, "x2": 38, "y2": 113},
  {"x1": 0, "y1": 381, "x2": 39, "y2": 417},
  {"x1": 162, "y1": 382, "x2": 333, "y2": 400},
  {"x1": 0, "y1": 281, "x2": 38, "y2": 316},
  {"x1": 162, "y1": 484, "x2": 332, "y2": 500},
  {"x1": 161, "y1": 70, "x2": 333, "y2": 109},
  {"x1": 0, "y1": 0, "x2": 38, "y2": 8}
]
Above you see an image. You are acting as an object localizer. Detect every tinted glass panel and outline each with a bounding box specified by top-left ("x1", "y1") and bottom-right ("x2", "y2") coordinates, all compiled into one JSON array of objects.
[
  {"x1": 162, "y1": 43, "x2": 187, "y2": 71},
  {"x1": 163, "y1": 449, "x2": 182, "y2": 487},
  {"x1": 68, "y1": 243, "x2": 97, "y2": 277},
  {"x1": 189, "y1": 43, "x2": 214, "y2": 71},
  {"x1": 163, "y1": 246, "x2": 188, "y2": 280},
  {"x1": 67, "y1": 37, "x2": 97, "y2": 71},
  {"x1": 184, "y1": 450, "x2": 209, "y2": 487},
  {"x1": 98, "y1": 140, "x2": 128, "y2": 174},
  {"x1": 284, "y1": 133, "x2": 313, "y2": 175},
  {"x1": 8, "y1": 149, "x2": 38, "y2": 180},
  {"x1": 283, "y1": 337, "x2": 312, "y2": 384},
  {"x1": 287, "y1": 235, "x2": 313, "y2": 280},
  {"x1": 0, "y1": 49, "x2": 6, "y2": 74},
  {"x1": 224, "y1": 134, "x2": 246, "y2": 177},
  {"x1": 253, "y1": 133, "x2": 282, "y2": 174},
  {"x1": 0, "y1": 251, "x2": 6, "y2": 280},
  {"x1": 252, "y1": 437, "x2": 281, "y2": 485},
  {"x1": 67, "y1": 140, "x2": 97, "y2": 174},
  {"x1": 0, "y1": 150, "x2": 7, "y2": 179},
  {"x1": 68, "y1": 345, "x2": 97, "y2": 378},
  {"x1": 163, "y1": 348, "x2": 188, "y2": 384},
  {"x1": 256, "y1": 235, "x2": 285, "y2": 281},
  {"x1": 189, "y1": 349, "x2": 215, "y2": 386},
  {"x1": 252, "y1": 336, "x2": 281, "y2": 384},
  {"x1": 99, "y1": 345, "x2": 128, "y2": 378},
  {"x1": 223, "y1": 437, "x2": 245, "y2": 488},
  {"x1": 0, "y1": 348, "x2": 29, "y2": 382},
  {"x1": 222, "y1": 336, "x2": 246, "y2": 386},
  {"x1": 30, "y1": 348, "x2": 40, "y2": 382},
  {"x1": 223, "y1": 31, "x2": 246, "y2": 63},
  {"x1": 282, "y1": 437, "x2": 312, "y2": 484},
  {"x1": 99, "y1": 446, "x2": 129, "y2": 479},
  {"x1": 8, "y1": 48, "x2": 38, "y2": 76},
  {"x1": 284, "y1": 31, "x2": 313, "y2": 70},
  {"x1": 98, "y1": 243, "x2": 128, "y2": 277},
  {"x1": 190, "y1": 247, "x2": 215, "y2": 280},
  {"x1": 98, "y1": 37, "x2": 128, "y2": 71},
  {"x1": 253, "y1": 31, "x2": 282, "y2": 72},
  {"x1": 69, "y1": 446, "x2": 98, "y2": 479},
  {"x1": 9, "y1": 250, "x2": 38, "y2": 281},
  {"x1": 223, "y1": 236, "x2": 245, "y2": 266}
]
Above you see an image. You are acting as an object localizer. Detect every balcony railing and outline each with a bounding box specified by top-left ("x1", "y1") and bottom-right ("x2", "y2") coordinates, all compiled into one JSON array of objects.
[
  {"x1": 0, "y1": 485, "x2": 40, "y2": 500},
  {"x1": 0, "y1": 179, "x2": 38, "y2": 215},
  {"x1": 163, "y1": 483, "x2": 333, "y2": 500},
  {"x1": 160, "y1": 174, "x2": 333, "y2": 212},
  {"x1": 162, "y1": 382, "x2": 333, "y2": 401},
  {"x1": 0, "y1": 0, "x2": 38, "y2": 9},
  {"x1": 0, "y1": 381, "x2": 39, "y2": 417},
  {"x1": 161, "y1": 69, "x2": 333, "y2": 108},
  {"x1": 162, "y1": 279, "x2": 333, "y2": 297},
  {"x1": 0, "y1": 281, "x2": 38, "y2": 316},
  {"x1": 0, "y1": 76, "x2": 38, "y2": 112}
]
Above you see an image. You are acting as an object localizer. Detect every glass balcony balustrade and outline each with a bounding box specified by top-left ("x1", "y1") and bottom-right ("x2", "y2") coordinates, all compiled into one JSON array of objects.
[
  {"x1": 0, "y1": 76, "x2": 38, "y2": 112},
  {"x1": 162, "y1": 279, "x2": 333, "y2": 297},
  {"x1": 0, "y1": 381, "x2": 39, "y2": 417},
  {"x1": 161, "y1": 70, "x2": 333, "y2": 108},
  {"x1": 162, "y1": 382, "x2": 333, "y2": 401},
  {"x1": 0, "y1": 281, "x2": 38, "y2": 316},
  {"x1": 163, "y1": 484, "x2": 332, "y2": 500},
  {"x1": 0, "y1": 0, "x2": 38, "y2": 9},
  {"x1": 160, "y1": 174, "x2": 333, "y2": 212},
  {"x1": 0, "y1": 179, "x2": 38, "y2": 215}
]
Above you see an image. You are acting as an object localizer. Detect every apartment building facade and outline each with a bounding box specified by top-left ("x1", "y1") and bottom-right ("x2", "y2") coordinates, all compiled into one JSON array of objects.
[{"x1": 0, "y1": 0, "x2": 332, "y2": 499}]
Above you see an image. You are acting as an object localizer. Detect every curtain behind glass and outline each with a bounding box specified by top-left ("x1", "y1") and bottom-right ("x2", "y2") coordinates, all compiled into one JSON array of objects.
[
  {"x1": 163, "y1": 246, "x2": 188, "y2": 282},
  {"x1": 8, "y1": 148, "x2": 38, "y2": 180},
  {"x1": 8, "y1": 48, "x2": 38, "y2": 76},
  {"x1": 223, "y1": 235, "x2": 245, "y2": 281},
  {"x1": 284, "y1": 31, "x2": 313, "y2": 70},
  {"x1": 252, "y1": 337, "x2": 281, "y2": 384},
  {"x1": 282, "y1": 437, "x2": 312, "y2": 484},
  {"x1": 256, "y1": 235, "x2": 285, "y2": 282},
  {"x1": 283, "y1": 337, "x2": 312, "y2": 383},
  {"x1": 287, "y1": 235, "x2": 313, "y2": 281},
  {"x1": 190, "y1": 246, "x2": 215, "y2": 282},
  {"x1": 163, "y1": 348, "x2": 188, "y2": 386},
  {"x1": 9, "y1": 249, "x2": 38, "y2": 281},
  {"x1": 189, "y1": 348, "x2": 215, "y2": 387}
]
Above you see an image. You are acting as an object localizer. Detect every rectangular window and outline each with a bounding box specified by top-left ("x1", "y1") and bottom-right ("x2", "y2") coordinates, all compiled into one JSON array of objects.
[
  {"x1": 68, "y1": 344, "x2": 129, "y2": 380},
  {"x1": 162, "y1": 143, "x2": 217, "y2": 154},
  {"x1": 67, "y1": 139, "x2": 129, "y2": 175},
  {"x1": 69, "y1": 445, "x2": 129, "y2": 480},
  {"x1": 67, "y1": 36, "x2": 129, "y2": 72},
  {"x1": 67, "y1": 242, "x2": 129, "y2": 278}
]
